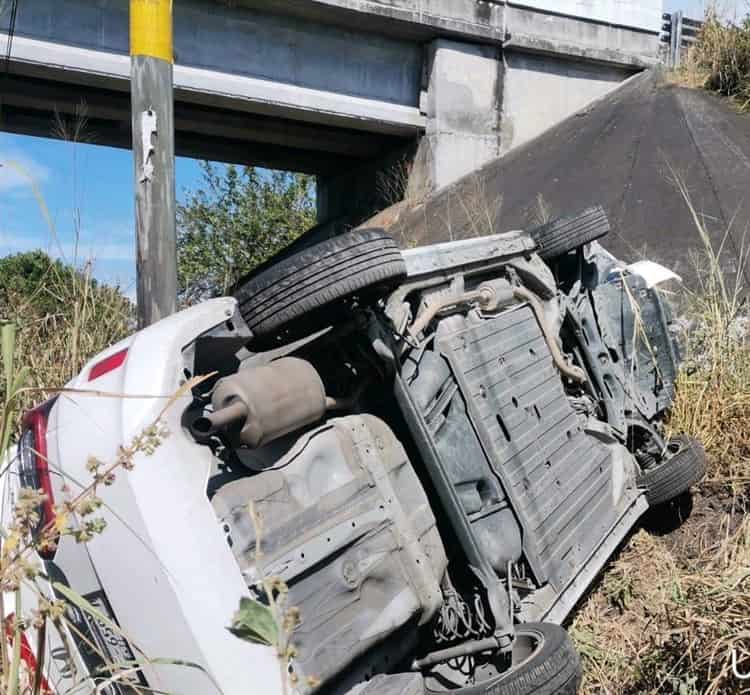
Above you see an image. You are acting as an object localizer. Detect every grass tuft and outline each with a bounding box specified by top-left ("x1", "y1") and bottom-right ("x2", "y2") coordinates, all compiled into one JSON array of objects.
[{"x1": 0, "y1": 253, "x2": 133, "y2": 417}]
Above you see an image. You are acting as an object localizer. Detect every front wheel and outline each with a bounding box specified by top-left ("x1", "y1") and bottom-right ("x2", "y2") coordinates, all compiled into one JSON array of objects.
[
  {"x1": 423, "y1": 623, "x2": 581, "y2": 695},
  {"x1": 529, "y1": 206, "x2": 610, "y2": 261},
  {"x1": 638, "y1": 435, "x2": 706, "y2": 507}
]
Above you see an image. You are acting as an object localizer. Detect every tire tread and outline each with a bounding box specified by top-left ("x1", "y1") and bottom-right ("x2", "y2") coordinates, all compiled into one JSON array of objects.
[
  {"x1": 233, "y1": 228, "x2": 405, "y2": 340},
  {"x1": 424, "y1": 623, "x2": 581, "y2": 695},
  {"x1": 638, "y1": 435, "x2": 706, "y2": 507},
  {"x1": 530, "y1": 206, "x2": 610, "y2": 261}
]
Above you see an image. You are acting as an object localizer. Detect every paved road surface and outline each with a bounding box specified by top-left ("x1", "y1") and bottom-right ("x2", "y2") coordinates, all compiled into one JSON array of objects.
[{"x1": 371, "y1": 70, "x2": 750, "y2": 287}]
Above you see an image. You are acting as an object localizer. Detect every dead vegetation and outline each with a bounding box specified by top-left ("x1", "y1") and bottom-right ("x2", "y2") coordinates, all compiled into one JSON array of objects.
[
  {"x1": 573, "y1": 183, "x2": 750, "y2": 694},
  {"x1": 676, "y1": 9, "x2": 750, "y2": 111}
]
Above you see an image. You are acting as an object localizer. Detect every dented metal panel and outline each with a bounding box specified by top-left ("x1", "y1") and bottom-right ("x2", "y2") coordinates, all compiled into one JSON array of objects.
[
  {"x1": 211, "y1": 415, "x2": 447, "y2": 694},
  {"x1": 401, "y1": 231, "x2": 536, "y2": 278}
]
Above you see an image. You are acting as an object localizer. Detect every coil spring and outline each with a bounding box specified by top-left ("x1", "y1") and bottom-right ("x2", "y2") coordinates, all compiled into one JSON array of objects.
[{"x1": 434, "y1": 588, "x2": 493, "y2": 645}]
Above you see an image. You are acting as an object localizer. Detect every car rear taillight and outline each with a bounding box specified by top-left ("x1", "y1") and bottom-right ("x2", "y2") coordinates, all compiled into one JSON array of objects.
[
  {"x1": 18, "y1": 398, "x2": 57, "y2": 558},
  {"x1": 3, "y1": 614, "x2": 52, "y2": 694},
  {"x1": 88, "y1": 348, "x2": 128, "y2": 381}
]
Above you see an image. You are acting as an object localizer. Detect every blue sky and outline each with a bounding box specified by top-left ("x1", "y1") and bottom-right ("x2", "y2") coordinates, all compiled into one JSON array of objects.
[{"x1": 0, "y1": 132, "x2": 208, "y2": 299}]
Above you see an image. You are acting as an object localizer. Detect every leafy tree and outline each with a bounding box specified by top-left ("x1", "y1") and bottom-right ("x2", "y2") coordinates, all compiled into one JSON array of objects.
[
  {"x1": 0, "y1": 251, "x2": 132, "y2": 410},
  {"x1": 177, "y1": 163, "x2": 316, "y2": 304},
  {"x1": 0, "y1": 250, "x2": 69, "y2": 317},
  {"x1": 0, "y1": 250, "x2": 130, "y2": 321}
]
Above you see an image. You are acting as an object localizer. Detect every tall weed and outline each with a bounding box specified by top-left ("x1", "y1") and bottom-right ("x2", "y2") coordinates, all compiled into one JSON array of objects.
[
  {"x1": 680, "y1": 10, "x2": 750, "y2": 110},
  {"x1": 575, "y1": 177, "x2": 750, "y2": 694}
]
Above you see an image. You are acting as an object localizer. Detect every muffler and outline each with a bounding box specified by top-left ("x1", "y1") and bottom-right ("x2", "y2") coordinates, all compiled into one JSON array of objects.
[{"x1": 191, "y1": 357, "x2": 327, "y2": 448}]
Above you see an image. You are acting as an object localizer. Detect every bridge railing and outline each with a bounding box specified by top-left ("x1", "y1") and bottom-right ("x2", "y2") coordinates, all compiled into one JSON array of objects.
[{"x1": 661, "y1": 11, "x2": 703, "y2": 68}]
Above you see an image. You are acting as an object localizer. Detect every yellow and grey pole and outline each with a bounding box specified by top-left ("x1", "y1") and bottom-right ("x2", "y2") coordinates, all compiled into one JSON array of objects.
[{"x1": 130, "y1": 0, "x2": 177, "y2": 327}]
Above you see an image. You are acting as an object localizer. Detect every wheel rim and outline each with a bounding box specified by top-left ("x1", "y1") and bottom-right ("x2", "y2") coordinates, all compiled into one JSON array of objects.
[
  {"x1": 424, "y1": 627, "x2": 546, "y2": 691},
  {"x1": 667, "y1": 440, "x2": 683, "y2": 455},
  {"x1": 510, "y1": 626, "x2": 546, "y2": 669}
]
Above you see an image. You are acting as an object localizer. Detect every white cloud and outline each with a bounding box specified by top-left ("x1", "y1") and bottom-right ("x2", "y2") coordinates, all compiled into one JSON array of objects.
[{"x1": 0, "y1": 152, "x2": 51, "y2": 193}]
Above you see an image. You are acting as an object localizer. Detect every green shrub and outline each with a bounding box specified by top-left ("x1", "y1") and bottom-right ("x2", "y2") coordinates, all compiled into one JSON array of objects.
[{"x1": 177, "y1": 163, "x2": 315, "y2": 304}]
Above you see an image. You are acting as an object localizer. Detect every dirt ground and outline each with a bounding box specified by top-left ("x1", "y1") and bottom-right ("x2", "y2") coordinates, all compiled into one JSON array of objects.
[
  {"x1": 648, "y1": 488, "x2": 746, "y2": 565},
  {"x1": 573, "y1": 476, "x2": 750, "y2": 695}
]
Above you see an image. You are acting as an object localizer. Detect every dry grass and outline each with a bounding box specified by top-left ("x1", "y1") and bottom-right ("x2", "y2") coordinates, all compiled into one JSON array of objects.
[
  {"x1": 573, "y1": 515, "x2": 750, "y2": 694},
  {"x1": 431, "y1": 172, "x2": 503, "y2": 242},
  {"x1": 0, "y1": 257, "x2": 134, "y2": 693},
  {"x1": 677, "y1": 10, "x2": 750, "y2": 111},
  {"x1": 376, "y1": 154, "x2": 413, "y2": 209},
  {"x1": 573, "y1": 181, "x2": 750, "y2": 693}
]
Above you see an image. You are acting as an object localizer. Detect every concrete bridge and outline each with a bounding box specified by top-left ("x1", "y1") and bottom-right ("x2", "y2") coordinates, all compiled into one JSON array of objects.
[{"x1": 0, "y1": 0, "x2": 664, "y2": 223}]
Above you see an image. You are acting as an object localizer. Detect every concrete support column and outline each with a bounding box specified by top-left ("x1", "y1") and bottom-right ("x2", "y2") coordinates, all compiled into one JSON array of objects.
[{"x1": 409, "y1": 39, "x2": 502, "y2": 198}]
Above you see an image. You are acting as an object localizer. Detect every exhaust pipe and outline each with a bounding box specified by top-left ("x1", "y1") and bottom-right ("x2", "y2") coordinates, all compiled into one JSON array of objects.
[{"x1": 191, "y1": 400, "x2": 248, "y2": 439}]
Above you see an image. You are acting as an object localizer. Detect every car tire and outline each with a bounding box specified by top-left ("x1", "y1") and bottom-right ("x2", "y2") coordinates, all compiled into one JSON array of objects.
[
  {"x1": 530, "y1": 206, "x2": 610, "y2": 261},
  {"x1": 233, "y1": 228, "x2": 406, "y2": 344},
  {"x1": 638, "y1": 435, "x2": 707, "y2": 507},
  {"x1": 423, "y1": 623, "x2": 581, "y2": 695}
]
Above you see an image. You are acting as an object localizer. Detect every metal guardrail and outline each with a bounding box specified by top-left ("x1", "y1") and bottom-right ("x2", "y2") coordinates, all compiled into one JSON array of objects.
[{"x1": 661, "y1": 11, "x2": 703, "y2": 68}]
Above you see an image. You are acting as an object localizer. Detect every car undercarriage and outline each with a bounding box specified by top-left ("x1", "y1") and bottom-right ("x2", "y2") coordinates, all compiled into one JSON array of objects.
[
  {"x1": 172, "y1": 209, "x2": 704, "y2": 695},
  {"x1": 4, "y1": 207, "x2": 706, "y2": 695}
]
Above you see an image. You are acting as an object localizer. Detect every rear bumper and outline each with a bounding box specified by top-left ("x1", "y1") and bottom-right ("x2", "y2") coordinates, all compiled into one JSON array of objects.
[
  {"x1": 46, "y1": 542, "x2": 144, "y2": 694},
  {"x1": 7, "y1": 298, "x2": 281, "y2": 695},
  {"x1": 1, "y1": 448, "x2": 91, "y2": 693}
]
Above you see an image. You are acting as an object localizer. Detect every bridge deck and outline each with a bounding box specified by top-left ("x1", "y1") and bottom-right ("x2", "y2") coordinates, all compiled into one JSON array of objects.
[{"x1": 1, "y1": 0, "x2": 662, "y2": 173}]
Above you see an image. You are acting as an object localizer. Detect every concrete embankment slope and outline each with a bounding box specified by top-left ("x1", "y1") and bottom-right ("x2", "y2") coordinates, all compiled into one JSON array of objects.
[{"x1": 368, "y1": 70, "x2": 750, "y2": 284}]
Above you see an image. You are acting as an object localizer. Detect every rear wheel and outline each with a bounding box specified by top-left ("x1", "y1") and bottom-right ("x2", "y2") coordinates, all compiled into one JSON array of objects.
[
  {"x1": 423, "y1": 623, "x2": 581, "y2": 694},
  {"x1": 638, "y1": 435, "x2": 706, "y2": 507},
  {"x1": 232, "y1": 228, "x2": 405, "y2": 345}
]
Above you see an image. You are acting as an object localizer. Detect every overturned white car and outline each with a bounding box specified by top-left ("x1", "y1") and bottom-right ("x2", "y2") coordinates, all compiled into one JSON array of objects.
[{"x1": 3, "y1": 209, "x2": 704, "y2": 695}]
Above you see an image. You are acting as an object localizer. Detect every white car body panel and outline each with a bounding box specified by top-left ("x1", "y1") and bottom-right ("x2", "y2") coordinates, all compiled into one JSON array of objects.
[
  {"x1": 624, "y1": 260, "x2": 682, "y2": 288},
  {"x1": 607, "y1": 259, "x2": 683, "y2": 288},
  {"x1": 45, "y1": 297, "x2": 281, "y2": 695}
]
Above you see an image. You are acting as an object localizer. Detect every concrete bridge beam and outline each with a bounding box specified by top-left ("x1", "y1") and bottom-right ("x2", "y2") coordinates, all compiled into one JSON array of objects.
[
  {"x1": 0, "y1": 0, "x2": 665, "y2": 225},
  {"x1": 409, "y1": 39, "x2": 503, "y2": 197}
]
